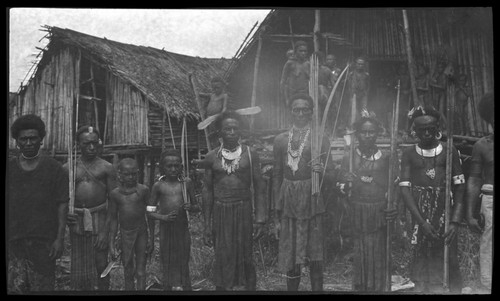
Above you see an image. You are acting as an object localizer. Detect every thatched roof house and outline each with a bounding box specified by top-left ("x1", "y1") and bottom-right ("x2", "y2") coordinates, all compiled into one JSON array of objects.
[
  {"x1": 9, "y1": 26, "x2": 230, "y2": 184},
  {"x1": 226, "y1": 8, "x2": 493, "y2": 137}
]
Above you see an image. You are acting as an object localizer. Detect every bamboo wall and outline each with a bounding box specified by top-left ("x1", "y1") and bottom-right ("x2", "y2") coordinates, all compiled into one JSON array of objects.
[
  {"x1": 9, "y1": 48, "x2": 80, "y2": 151},
  {"x1": 148, "y1": 105, "x2": 206, "y2": 151},
  {"x1": 105, "y1": 74, "x2": 149, "y2": 145},
  {"x1": 228, "y1": 8, "x2": 493, "y2": 136}
]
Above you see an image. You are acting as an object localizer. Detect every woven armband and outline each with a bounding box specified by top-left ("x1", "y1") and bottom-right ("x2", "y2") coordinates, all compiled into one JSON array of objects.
[
  {"x1": 453, "y1": 174, "x2": 465, "y2": 185},
  {"x1": 399, "y1": 181, "x2": 411, "y2": 187}
]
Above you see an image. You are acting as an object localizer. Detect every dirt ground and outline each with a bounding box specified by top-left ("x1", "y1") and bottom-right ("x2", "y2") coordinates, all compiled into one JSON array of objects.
[{"x1": 52, "y1": 209, "x2": 484, "y2": 294}]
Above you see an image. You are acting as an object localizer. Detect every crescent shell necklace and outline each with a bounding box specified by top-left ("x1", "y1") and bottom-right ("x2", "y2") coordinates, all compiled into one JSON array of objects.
[{"x1": 220, "y1": 143, "x2": 243, "y2": 175}]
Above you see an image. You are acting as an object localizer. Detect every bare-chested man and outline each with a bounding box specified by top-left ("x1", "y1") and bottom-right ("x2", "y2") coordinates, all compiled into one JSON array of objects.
[
  {"x1": 348, "y1": 57, "x2": 370, "y2": 117},
  {"x1": 202, "y1": 111, "x2": 267, "y2": 291},
  {"x1": 399, "y1": 107, "x2": 465, "y2": 293},
  {"x1": 465, "y1": 92, "x2": 494, "y2": 293},
  {"x1": 108, "y1": 158, "x2": 151, "y2": 290},
  {"x1": 280, "y1": 40, "x2": 310, "y2": 107},
  {"x1": 65, "y1": 125, "x2": 117, "y2": 291}
]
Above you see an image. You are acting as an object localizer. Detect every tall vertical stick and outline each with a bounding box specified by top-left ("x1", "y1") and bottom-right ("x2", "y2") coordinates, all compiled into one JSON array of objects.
[
  {"x1": 348, "y1": 92, "x2": 357, "y2": 199},
  {"x1": 385, "y1": 80, "x2": 400, "y2": 291},
  {"x1": 402, "y1": 10, "x2": 421, "y2": 107},
  {"x1": 443, "y1": 81, "x2": 454, "y2": 291},
  {"x1": 68, "y1": 97, "x2": 74, "y2": 215},
  {"x1": 310, "y1": 54, "x2": 320, "y2": 196},
  {"x1": 313, "y1": 10, "x2": 321, "y2": 53},
  {"x1": 250, "y1": 35, "x2": 263, "y2": 131}
]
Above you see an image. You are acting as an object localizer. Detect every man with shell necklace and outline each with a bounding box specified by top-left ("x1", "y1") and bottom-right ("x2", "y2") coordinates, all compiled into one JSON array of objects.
[
  {"x1": 202, "y1": 110, "x2": 267, "y2": 291},
  {"x1": 272, "y1": 93, "x2": 333, "y2": 291},
  {"x1": 399, "y1": 106, "x2": 465, "y2": 293}
]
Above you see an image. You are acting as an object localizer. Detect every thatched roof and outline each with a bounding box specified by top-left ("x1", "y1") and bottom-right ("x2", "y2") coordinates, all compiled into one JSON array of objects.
[{"x1": 41, "y1": 26, "x2": 231, "y2": 119}]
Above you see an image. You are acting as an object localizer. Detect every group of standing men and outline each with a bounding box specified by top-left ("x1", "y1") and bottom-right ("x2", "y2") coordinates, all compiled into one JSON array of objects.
[{"x1": 7, "y1": 41, "x2": 493, "y2": 294}]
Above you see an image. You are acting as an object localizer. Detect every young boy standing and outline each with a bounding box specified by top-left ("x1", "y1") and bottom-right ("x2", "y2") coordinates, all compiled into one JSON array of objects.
[
  {"x1": 108, "y1": 158, "x2": 151, "y2": 290},
  {"x1": 399, "y1": 107, "x2": 465, "y2": 293},
  {"x1": 148, "y1": 149, "x2": 199, "y2": 291}
]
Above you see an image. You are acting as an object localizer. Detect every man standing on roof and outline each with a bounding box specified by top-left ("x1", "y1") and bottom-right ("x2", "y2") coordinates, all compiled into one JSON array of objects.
[{"x1": 64, "y1": 125, "x2": 117, "y2": 291}]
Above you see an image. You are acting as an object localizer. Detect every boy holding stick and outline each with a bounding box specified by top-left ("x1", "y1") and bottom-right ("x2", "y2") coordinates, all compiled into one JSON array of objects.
[
  {"x1": 108, "y1": 158, "x2": 152, "y2": 290},
  {"x1": 148, "y1": 149, "x2": 199, "y2": 291}
]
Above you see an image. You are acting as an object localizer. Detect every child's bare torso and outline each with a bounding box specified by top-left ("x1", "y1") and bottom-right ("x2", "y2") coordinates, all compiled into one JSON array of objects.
[
  {"x1": 206, "y1": 93, "x2": 226, "y2": 116},
  {"x1": 157, "y1": 181, "x2": 186, "y2": 215},
  {"x1": 113, "y1": 184, "x2": 148, "y2": 230}
]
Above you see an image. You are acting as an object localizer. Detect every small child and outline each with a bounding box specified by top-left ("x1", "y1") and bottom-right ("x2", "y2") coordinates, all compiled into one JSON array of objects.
[
  {"x1": 148, "y1": 149, "x2": 200, "y2": 291},
  {"x1": 108, "y1": 158, "x2": 151, "y2": 290}
]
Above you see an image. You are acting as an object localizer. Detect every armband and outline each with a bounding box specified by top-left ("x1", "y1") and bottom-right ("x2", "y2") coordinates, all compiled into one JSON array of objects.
[
  {"x1": 399, "y1": 181, "x2": 411, "y2": 187},
  {"x1": 453, "y1": 174, "x2": 465, "y2": 185}
]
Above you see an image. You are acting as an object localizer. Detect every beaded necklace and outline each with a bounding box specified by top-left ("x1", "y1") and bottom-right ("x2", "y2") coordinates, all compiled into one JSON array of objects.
[{"x1": 287, "y1": 126, "x2": 310, "y2": 175}]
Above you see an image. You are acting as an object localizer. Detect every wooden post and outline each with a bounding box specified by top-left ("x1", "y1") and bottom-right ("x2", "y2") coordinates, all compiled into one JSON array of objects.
[
  {"x1": 68, "y1": 97, "x2": 74, "y2": 215},
  {"x1": 443, "y1": 81, "x2": 455, "y2": 291},
  {"x1": 250, "y1": 35, "x2": 263, "y2": 131},
  {"x1": 90, "y1": 63, "x2": 99, "y2": 133},
  {"x1": 402, "y1": 10, "x2": 421, "y2": 107},
  {"x1": 310, "y1": 54, "x2": 320, "y2": 196},
  {"x1": 385, "y1": 80, "x2": 400, "y2": 292},
  {"x1": 189, "y1": 73, "x2": 211, "y2": 151},
  {"x1": 162, "y1": 110, "x2": 166, "y2": 151},
  {"x1": 166, "y1": 110, "x2": 176, "y2": 149},
  {"x1": 348, "y1": 93, "x2": 357, "y2": 199},
  {"x1": 313, "y1": 10, "x2": 321, "y2": 53}
]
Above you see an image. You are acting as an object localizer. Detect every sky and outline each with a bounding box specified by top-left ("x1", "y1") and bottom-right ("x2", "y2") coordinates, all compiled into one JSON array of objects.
[{"x1": 8, "y1": 8, "x2": 271, "y2": 92}]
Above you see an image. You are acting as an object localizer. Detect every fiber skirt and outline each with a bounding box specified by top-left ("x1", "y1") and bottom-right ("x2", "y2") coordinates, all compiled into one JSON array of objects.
[{"x1": 212, "y1": 199, "x2": 254, "y2": 288}]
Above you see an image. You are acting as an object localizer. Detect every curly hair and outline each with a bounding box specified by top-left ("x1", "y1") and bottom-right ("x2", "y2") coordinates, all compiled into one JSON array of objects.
[
  {"x1": 214, "y1": 110, "x2": 247, "y2": 131},
  {"x1": 478, "y1": 92, "x2": 494, "y2": 124},
  {"x1": 10, "y1": 114, "x2": 46, "y2": 140},
  {"x1": 294, "y1": 40, "x2": 308, "y2": 52},
  {"x1": 410, "y1": 106, "x2": 441, "y2": 126},
  {"x1": 75, "y1": 125, "x2": 100, "y2": 141},
  {"x1": 353, "y1": 116, "x2": 383, "y2": 133},
  {"x1": 289, "y1": 93, "x2": 314, "y2": 109},
  {"x1": 160, "y1": 149, "x2": 182, "y2": 162}
]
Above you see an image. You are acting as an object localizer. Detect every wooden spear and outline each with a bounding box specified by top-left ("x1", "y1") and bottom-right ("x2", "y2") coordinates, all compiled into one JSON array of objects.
[
  {"x1": 313, "y1": 10, "x2": 321, "y2": 53},
  {"x1": 402, "y1": 9, "x2": 421, "y2": 108},
  {"x1": 250, "y1": 35, "x2": 263, "y2": 131},
  {"x1": 348, "y1": 92, "x2": 357, "y2": 200},
  {"x1": 68, "y1": 96, "x2": 75, "y2": 215},
  {"x1": 385, "y1": 79, "x2": 401, "y2": 292},
  {"x1": 443, "y1": 80, "x2": 455, "y2": 292},
  {"x1": 310, "y1": 54, "x2": 320, "y2": 196},
  {"x1": 181, "y1": 117, "x2": 190, "y2": 224},
  {"x1": 189, "y1": 73, "x2": 211, "y2": 151}
]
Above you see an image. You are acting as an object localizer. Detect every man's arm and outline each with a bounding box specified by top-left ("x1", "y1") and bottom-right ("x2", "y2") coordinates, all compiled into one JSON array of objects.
[
  {"x1": 251, "y1": 148, "x2": 267, "y2": 224},
  {"x1": 186, "y1": 179, "x2": 201, "y2": 212},
  {"x1": 280, "y1": 62, "x2": 292, "y2": 105},
  {"x1": 399, "y1": 149, "x2": 427, "y2": 227},
  {"x1": 108, "y1": 191, "x2": 119, "y2": 257},
  {"x1": 272, "y1": 135, "x2": 284, "y2": 220},
  {"x1": 222, "y1": 94, "x2": 229, "y2": 113},
  {"x1": 465, "y1": 141, "x2": 484, "y2": 232},
  {"x1": 202, "y1": 152, "x2": 215, "y2": 242}
]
